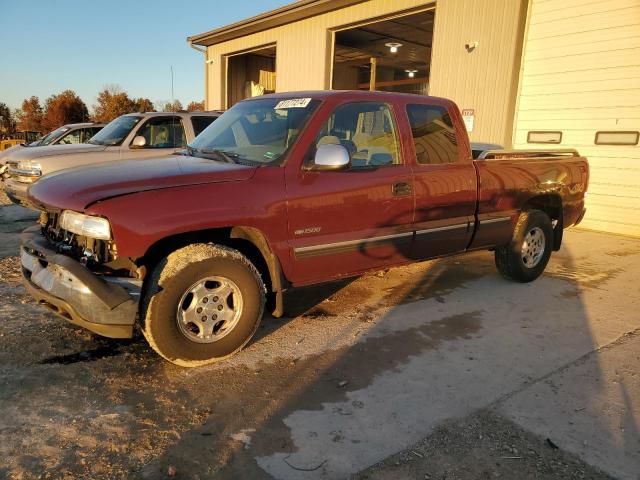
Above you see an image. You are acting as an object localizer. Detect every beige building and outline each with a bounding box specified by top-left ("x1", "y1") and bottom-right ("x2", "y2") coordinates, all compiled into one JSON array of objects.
[{"x1": 188, "y1": 0, "x2": 640, "y2": 237}]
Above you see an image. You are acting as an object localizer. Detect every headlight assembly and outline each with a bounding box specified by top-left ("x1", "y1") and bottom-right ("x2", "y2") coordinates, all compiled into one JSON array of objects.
[
  {"x1": 60, "y1": 210, "x2": 112, "y2": 240},
  {"x1": 12, "y1": 160, "x2": 41, "y2": 180}
]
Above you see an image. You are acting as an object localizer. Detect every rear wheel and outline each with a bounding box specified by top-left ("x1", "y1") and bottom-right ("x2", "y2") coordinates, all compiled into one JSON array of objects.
[
  {"x1": 495, "y1": 209, "x2": 553, "y2": 283},
  {"x1": 142, "y1": 244, "x2": 265, "y2": 367}
]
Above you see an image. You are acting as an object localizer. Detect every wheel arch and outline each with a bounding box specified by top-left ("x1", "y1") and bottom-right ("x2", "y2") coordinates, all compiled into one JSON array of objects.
[
  {"x1": 522, "y1": 193, "x2": 563, "y2": 251},
  {"x1": 138, "y1": 226, "x2": 287, "y2": 317}
]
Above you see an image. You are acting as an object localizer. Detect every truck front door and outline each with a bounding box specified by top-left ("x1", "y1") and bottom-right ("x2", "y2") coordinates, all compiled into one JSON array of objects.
[{"x1": 285, "y1": 101, "x2": 415, "y2": 285}]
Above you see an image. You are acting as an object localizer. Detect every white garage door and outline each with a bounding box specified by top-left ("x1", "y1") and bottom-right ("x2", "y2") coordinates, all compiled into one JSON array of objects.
[{"x1": 513, "y1": 0, "x2": 640, "y2": 237}]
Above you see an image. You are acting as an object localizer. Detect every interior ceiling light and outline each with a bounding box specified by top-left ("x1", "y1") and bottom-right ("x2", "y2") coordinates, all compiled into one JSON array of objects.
[
  {"x1": 385, "y1": 42, "x2": 403, "y2": 53},
  {"x1": 405, "y1": 69, "x2": 418, "y2": 78}
]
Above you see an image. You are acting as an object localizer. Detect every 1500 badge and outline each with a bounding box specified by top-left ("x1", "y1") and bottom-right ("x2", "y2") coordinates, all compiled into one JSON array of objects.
[{"x1": 294, "y1": 227, "x2": 322, "y2": 235}]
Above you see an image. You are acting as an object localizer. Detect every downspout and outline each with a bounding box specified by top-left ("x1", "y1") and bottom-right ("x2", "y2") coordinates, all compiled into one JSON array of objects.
[{"x1": 188, "y1": 40, "x2": 210, "y2": 109}]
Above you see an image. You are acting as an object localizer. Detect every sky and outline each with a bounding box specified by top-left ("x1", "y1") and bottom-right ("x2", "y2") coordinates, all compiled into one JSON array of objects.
[{"x1": 0, "y1": 0, "x2": 290, "y2": 111}]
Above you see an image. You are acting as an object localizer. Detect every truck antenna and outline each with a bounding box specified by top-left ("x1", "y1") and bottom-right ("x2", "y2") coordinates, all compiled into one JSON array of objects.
[{"x1": 170, "y1": 66, "x2": 175, "y2": 111}]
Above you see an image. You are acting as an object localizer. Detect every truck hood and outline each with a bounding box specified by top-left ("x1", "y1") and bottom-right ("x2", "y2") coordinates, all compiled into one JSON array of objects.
[
  {"x1": 28, "y1": 155, "x2": 258, "y2": 211},
  {"x1": 10, "y1": 143, "x2": 107, "y2": 161},
  {"x1": 0, "y1": 144, "x2": 25, "y2": 164}
]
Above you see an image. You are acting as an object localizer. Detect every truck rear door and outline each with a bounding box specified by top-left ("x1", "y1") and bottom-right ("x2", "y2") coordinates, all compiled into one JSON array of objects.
[
  {"x1": 285, "y1": 100, "x2": 415, "y2": 284},
  {"x1": 403, "y1": 102, "x2": 477, "y2": 259}
]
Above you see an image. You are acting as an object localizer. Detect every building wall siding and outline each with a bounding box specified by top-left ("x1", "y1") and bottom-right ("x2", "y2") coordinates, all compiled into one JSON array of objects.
[
  {"x1": 205, "y1": 0, "x2": 437, "y2": 110},
  {"x1": 513, "y1": 0, "x2": 640, "y2": 237},
  {"x1": 429, "y1": 0, "x2": 528, "y2": 146},
  {"x1": 203, "y1": 0, "x2": 526, "y2": 145}
]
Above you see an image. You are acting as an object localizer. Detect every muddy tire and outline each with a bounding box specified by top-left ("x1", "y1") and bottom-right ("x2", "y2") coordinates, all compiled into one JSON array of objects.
[
  {"x1": 142, "y1": 244, "x2": 265, "y2": 367},
  {"x1": 495, "y1": 209, "x2": 553, "y2": 283}
]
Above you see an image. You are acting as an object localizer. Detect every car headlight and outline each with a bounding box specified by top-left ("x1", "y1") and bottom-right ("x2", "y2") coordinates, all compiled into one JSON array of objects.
[
  {"x1": 60, "y1": 210, "x2": 112, "y2": 240},
  {"x1": 13, "y1": 160, "x2": 41, "y2": 180}
]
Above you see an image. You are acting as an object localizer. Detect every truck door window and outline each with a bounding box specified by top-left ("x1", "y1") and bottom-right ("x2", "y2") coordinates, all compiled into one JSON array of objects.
[
  {"x1": 406, "y1": 104, "x2": 458, "y2": 164},
  {"x1": 136, "y1": 117, "x2": 186, "y2": 148},
  {"x1": 87, "y1": 127, "x2": 102, "y2": 141},
  {"x1": 315, "y1": 102, "x2": 400, "y2": 168},
  {"x1": 57, "y1": 129, "x2": 83, "y2": 145},
  {"x1": 80, "y1": 128, "x2": 97, "y2": 143}
]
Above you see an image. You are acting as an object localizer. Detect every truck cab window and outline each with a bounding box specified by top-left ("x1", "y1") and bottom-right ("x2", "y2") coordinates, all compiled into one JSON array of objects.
[
  {"x1": 406, "y1": 104, "x2": 458, "y2": 164},
  {"x1": 315, "y1": 102, "x2": 400, "y2": 168},
  {"x1": 191, "y1": 116, "x2": 217, "y2": 137},
  {"x1": 137, "y1": 117, "x2": 186, "y2": 148},
  {"x1": 57, "y1": 130, "x2": 83, "y2": 145},
  {"x1": 80, "y1": 128, "x2": 98, "y2": 143}
]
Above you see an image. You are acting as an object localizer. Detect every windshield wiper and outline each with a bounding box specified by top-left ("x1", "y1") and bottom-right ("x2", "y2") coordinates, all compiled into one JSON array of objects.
[
  {"x1": 181, "y1": 145, "x2": 197, "y2": 157},
  {"x1": 189, "y1": 147, "x2": 261, "y2": 166},
  {"x1": 193, "y1": 148, "x2": 239, "y2": 164}
]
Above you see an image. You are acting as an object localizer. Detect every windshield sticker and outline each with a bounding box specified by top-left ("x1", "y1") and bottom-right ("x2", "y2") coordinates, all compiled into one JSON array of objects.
[{"x1": 274, "y1": 98, "x2": 311, "y2": 109}]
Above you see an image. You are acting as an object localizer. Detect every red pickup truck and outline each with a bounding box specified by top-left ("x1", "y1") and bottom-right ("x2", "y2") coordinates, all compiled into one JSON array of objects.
[{"x1": 21, "y1": 91, "x2": 588, "y2": 366}]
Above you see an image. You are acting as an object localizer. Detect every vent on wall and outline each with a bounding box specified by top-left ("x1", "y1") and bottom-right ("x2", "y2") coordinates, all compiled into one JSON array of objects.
[
  {"x1": 595, "y1": 131, "x2": 639, "y2": 146},
  {"x1": 527, "y1": 131, "x2": 562, "y2": 144}
]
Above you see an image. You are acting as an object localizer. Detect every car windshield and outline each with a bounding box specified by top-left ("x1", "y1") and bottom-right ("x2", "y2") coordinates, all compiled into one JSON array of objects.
[
  {"x1": 189, "y1": 98, "x2": 320, "y2": 164},
  {"x1": 88, "y1": 116, "x2": 142, "y2": 146},
  {"x1": 39, "y1": 126, "x2": 70, "y2": 146}
]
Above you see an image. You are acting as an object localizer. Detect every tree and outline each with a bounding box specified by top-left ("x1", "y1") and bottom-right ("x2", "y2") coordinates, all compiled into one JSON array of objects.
[
  {"x1": 15, "y1": 96, "x2": 43, "y2": 132},
  {"x1": 41, "y1": 90, "x2": 89, "y2": 131},
  {"x1": 187, "y1": 100, "x2": 205, "y2": 112},
  {"x1": 93, "y1": 85, "x2": 135, "y2": 123},
  {"x1": 0, "y1": 102, "x2": 15, "y2": 137},
  {"x1": 159, "y1": 100, "x2": 183, "y2": 112},
  {"x1": 133, "y1": 97, "x2": 155, "y2": 113}
]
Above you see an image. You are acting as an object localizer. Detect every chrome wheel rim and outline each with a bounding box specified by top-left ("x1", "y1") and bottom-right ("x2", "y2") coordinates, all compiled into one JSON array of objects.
[
  {"x1": 176, "y1": 276, "x2": 243, "y2": 343},
  {"x1": 521, "y1": 227, "x2": 545, "y2": 268}
]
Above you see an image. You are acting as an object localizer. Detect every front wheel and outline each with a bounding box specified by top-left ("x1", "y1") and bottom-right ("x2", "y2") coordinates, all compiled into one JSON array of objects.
[
  {"x1": 142, "y1": 244, "x2": 266, "y2": 367},
  {"x1": 495, "y1": 209, "x2": 553, "y2": 283}
]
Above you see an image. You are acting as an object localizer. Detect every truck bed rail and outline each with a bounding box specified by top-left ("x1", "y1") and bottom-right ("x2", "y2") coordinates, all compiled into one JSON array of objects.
[{"x1": 478, "y1": 149, "x2": 580, "y2": 160}]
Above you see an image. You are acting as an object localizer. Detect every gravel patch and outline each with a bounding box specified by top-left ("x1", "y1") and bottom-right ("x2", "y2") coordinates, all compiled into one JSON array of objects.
[{"x1": 354, "y1": 410, "x2": 613, "y2": 480}]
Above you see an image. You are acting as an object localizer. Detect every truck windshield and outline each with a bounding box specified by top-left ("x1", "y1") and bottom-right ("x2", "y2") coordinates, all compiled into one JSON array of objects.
[
  {"x1": 88, "y1": 116, "x2": 142, "y2": 146},
  {"x1": 189, "y1": 98, "x2": 320, "y2": 165},
  {"x1": 38, "y1": 126, "x2": 70, "y2": 146}
]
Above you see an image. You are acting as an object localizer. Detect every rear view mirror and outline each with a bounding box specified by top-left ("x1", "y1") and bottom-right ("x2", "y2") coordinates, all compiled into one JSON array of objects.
[
  {"x1": 311, "y1": 144, "x2": 351, "y2": 171},
  {"x1": 130, "y1": 135, "x2": 147, "y2": 148}
]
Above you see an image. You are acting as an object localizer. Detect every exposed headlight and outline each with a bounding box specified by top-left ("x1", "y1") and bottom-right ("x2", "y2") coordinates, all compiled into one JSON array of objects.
[
  {"x1": 12, "y1": 160, "x2": 41, "y2": 180},
  {"x1": 60, "y1": 210, "x2": 112, "y2": 240}
]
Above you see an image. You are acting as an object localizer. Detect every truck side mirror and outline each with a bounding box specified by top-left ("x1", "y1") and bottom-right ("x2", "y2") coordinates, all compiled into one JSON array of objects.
[
  {"x1": 311, "y1": 143, "x2": 351, "y2": 171},
  {"x1": 130, "y1": 136, "x2": 147, "y2": 149}
]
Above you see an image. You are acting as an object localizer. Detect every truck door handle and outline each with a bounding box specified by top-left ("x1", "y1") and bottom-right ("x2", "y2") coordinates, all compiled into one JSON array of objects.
[{"x1": 392, "y1": 182, "x2": 412, "y2": 197}]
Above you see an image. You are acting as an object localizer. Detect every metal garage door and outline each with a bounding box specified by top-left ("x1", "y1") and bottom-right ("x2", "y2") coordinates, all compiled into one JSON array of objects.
[{"x1": 513, "y1": 0, "x2": 640, "y2": 237}]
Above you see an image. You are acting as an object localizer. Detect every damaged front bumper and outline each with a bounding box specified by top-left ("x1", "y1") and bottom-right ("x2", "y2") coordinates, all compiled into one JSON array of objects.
[
  {"x1": 4, "y1": 178, "x2": 31, "y2": 208},
  {"x1": 20, "y1": 226, "x2": 140, "y2": 338}
]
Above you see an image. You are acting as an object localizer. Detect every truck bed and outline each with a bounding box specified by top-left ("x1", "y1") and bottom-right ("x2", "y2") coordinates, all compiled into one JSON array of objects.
[{"x1": 470, "y1": 149, "x2": 589, "y2": 250}]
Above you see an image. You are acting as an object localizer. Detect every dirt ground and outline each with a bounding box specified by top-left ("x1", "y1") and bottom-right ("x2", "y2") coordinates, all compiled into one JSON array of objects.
[
  {"x1": 356, "y1": 410, "x2": 612, "y2": 480},
  {"x1": 0, "y1": 189, "x2": 638, "y2": 480}
]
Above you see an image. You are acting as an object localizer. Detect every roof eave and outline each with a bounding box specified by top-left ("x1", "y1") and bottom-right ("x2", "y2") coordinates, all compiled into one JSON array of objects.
[{"x1": 188, "y1": 0, "x2": 363, "y2": 47}]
